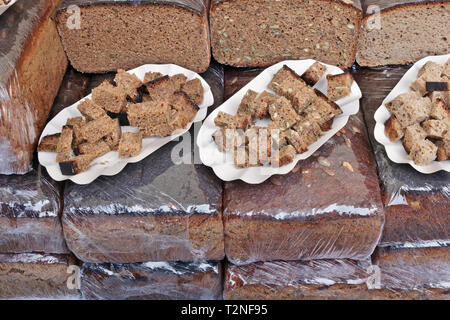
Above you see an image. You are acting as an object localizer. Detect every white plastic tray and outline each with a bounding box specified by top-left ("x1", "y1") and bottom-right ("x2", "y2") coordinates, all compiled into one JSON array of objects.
[
  {"x1": 38, "y1": 64, "x2": 214, "y2": 184},
  {"x1": 197, "y1": 59, "x2": 362, "y2": 184},
  {"x1": 374, "y1": 54, "x2": 450, "y2": 174}
]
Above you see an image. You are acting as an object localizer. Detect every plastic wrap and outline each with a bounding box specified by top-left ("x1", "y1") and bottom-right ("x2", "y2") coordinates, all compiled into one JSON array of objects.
[
  {"x1": 353, "y1": 66, "x2": 450, "y2": 246},
  {"x1": 210, "y1": 0, "x2": 362, "y2": 69},
  {"x1": 222, "y1": 68, "x2": 384, "y2": 265},
  {"x1": 62, "y1": 63, "x2": 225, "y2": 264},
  {"x1": 357, "y1": 0, "x2": 450, "y2": 66},
  {"x1": 224, "y1": 243, "x2": 450, "y2": 300},
  {"x1": 0, "y1": 0, "x2": 68, "y2": 174},
  {"x1": 81, "y1": 261, "x2": 223, "y2": 300},
  {"x1": 0, "y1": 253, "x2": 80, "y2": 299},
  {"x1": 0, "y1": 166, "x2": 68, "y2": 254},
  {"x1": 56, "y1": 0, "x2": 210, "y2": 73}
]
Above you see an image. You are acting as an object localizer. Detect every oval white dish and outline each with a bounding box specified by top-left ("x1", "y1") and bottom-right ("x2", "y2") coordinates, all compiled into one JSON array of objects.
[
  {"x1": 38, "y1": 64, "x2": 214, "y2": 184},
  {"x1": 197, "y1": 59, "x2": 362, "y2": 184},
  {"x1": 0, "y1": 0, "x2": 17, "y2": 16},
  {"x1": 374, "y1": 54, "x2": 450, "y2": 174}
]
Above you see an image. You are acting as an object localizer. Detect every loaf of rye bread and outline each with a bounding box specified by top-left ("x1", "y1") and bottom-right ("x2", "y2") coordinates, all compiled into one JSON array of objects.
[
  {"x1": 0, "y1": 167, "x2": 68, "y2": 254},
  {"x1": 224, "y1": 244, "x2": 450, "y2": 300},
  {"x1": 0, "y1": 253, "x2": 80, "y2": 299},
  {"x1": 0, "y1": 0, "x2": 68, "y2": 174},
  {"x1": 81, "y1": 261, "x2": 222, "y2": 300},
  {"x1": 210, "y1": 0, "x2": 362, "y2": 69},
  {"x1": 353, "y1": 66, "x2": 450, "y2": 246},
  {"x1": 357, "y1": 0, "x2": 450, "y2": 67},
  {"x1": 55, "y1": 0, "x2": 211, "y2": 73}
]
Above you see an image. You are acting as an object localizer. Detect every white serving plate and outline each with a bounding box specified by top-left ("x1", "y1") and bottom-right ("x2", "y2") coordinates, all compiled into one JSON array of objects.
[
  {"x1": 0, "y1": 0, "x2": 17, "y2": 16},
  {"x1": 38, "y1": 64, "x2": 214, "y2": 184},
  {"x1": 197, "y1": 59, "x2": 362, "y2": 184},
  {"x1": 374, "y1": 54, "x2": 450, "y2": 174}
]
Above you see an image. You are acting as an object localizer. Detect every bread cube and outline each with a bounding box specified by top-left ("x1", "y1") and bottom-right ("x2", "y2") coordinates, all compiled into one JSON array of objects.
[
  {"x1": 143, "y1": 72, "x2": 164, "y2": 83},
  {"x1": 237, "y1": 90, "x2": 258, "y2": 117},
  {"x1": 430, "y1": 99, "x2": 450, "y2": 120},
  {"x1": 114, "y1": 69, "x2": 142, "y2": 102},
  {"x1": 76, "y1": 141, "x2": 110, "y2": 158},
  {"x1": 180, "y1": 78, "x2": 204, "y2": 105},
  {"x1": 59, "y1": 154, "x2": 95, "y2": 175},
  {"x1": 392, "y1": 96, "x2": 431, "y2": 127},
  {"x1": 92, "y1": 81, "x2": 127, "y2": 113},
  {"x1": 253, "y1": 91, "x2": 278, "y2": 119},
  {"x1": 170, "y1": 91, "x2": 199, "y2": 123},
  {"x1": 214, "y1": 111, "x2": 250, "y2": 130},
  {"x1": 326, "y1": 72, "x2": 354, "y2": 101},
  {"x1": 410, "y1": 62, "x2": 443, "y2": 96},
  {"x1": 77, "y1": 99, "x2": 106, "y2": 121},
  {"x1": 66, "y1": 117, "x2": 86, "y2": 146},
  {"x1": 384, "y1": 116, "x2": 404, "y2": 142},
  {"x1": 403, "y1": 124, "x2": 427, "y2": 153},
  {"x1": 422, "y1": 119, "x2": 449, "y2": 139},
  {"x1": 56, "y1": 125, "x2": 73, "y2": 162},
  {"x1": 301, "y1": 62, "x2": 327, "y2": 86},
  {"x1": 409, "y1": 139, "x2": 437, "y2": 166},
  {"x1": 38, "y1": 133, "x2": 61, "y2": 153},
  {"x1": 268, "y1": 96, "x2": 300, "y2": 130},
  {"x1": 118, "y1": 132, "x2": 143, "y2": 158},
  {"x1": 385, "y1": 92, "x2": 422, "y2": 114}
]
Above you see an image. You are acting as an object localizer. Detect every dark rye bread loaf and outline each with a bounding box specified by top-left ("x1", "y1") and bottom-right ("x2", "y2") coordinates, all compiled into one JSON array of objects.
[
  {"x1": 222, "y1": 68, "x2": 384, "y2": 264},
  {"x1": 353, "y1": 66, "x2": 450, "y2": 246},
  {"x1": 56, "y1": 0, "x2": 211, "y2": 73},
  {"x1": 210, "y1": 0, "x2": 362, "y2": 69},
  {"x1": 357, "y1": 0, "x2": 450, "y2": 67},
  {"x1": 81, "y1": 261, "x2": 223, "y2": 300},
  {"x1": 0, "y1": 253, "x2": 80, "y2": 299},
  {"x1": 0, "y1": 0, "x2": 68, "y2": 174},
  {"x1": 224, "y1": 245, "x2": 450, "y2": 300},
  {"x1": 0, "y1": 167, "x2": 68, "y2": 254}
]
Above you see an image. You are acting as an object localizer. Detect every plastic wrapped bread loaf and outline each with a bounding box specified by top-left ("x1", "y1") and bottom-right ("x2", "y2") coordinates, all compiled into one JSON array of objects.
[
  {"x1": 210, "y1": 0, "x2": 362, "y2": 69},
  {"x1": 224, "y1": 244, "x2": 450, "y2": 300},
  {"x1": 357, "y1": 0, "x2": 450, "y2": 66},
  {"x1": 55, "y1": 0, "x2": 211, "y2": 73},
  {"x1": 353, "y1": 67, "x2": 450, "y2": 246},
  {"x1": 62, "y1": 64, "x2": 225, "y2": 264},
  {"x1": 0, "y1": 0, "x2": 68, "y2": 174},
  {"x1": 81, "y1": 261, "x2": 223, "y2": 300},
  {"x1": 0, "y1": 253, "x2": 80, "y2": 299},
  {"x1": 222, "y1": 69, "x2": 384, "y2": 265},
  {"x1": 0, "y1": 167, "x2": 68, "y2": 254}
]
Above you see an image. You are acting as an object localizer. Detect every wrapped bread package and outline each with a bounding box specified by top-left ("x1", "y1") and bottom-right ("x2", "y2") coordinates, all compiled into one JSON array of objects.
[
  {"x1": 0, "y1": 253, "x2": 80, "y2": 299},
  {"x1": 81, "y1": 261, "x2": 223, "y2": 300},
  {"x1": 55, "y1": 0, "x2": 211, "y2": 73},
  {"x1": 62, "y1": 64, "x2": 225, "y2": 264},
  {"x1": 0, "y1": 0, "x2": 68, "y2": 174},
  {"x1": 353, "y1": 67, "x2": 450, "y2": 246},
  {"x1": 357, "y1": 0, "x2": 450, "y2": 67},
  {"x1": 224, "y1": 244, "x2": 450, "y2": 300},
  {"x1": 210, "y1": 0, "x2": 362, "y2": 69},
  {"x1": 0, "y1": 167, "x2": 68, "y2": 254}
]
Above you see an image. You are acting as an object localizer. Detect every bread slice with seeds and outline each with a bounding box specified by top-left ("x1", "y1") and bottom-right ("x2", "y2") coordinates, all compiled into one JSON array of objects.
[
  {"x1": 409, "y1": 139, "x2": 437, "y2": 166},
  {"x1": 384, "y1": 116, "x2": 404, "y2": 142},
  {"x1": 301, "y1": 62, "x2": 327, "y2": 86},
  {"x1": 403, "y1": 124, "x2": 427, "y2": 154}
]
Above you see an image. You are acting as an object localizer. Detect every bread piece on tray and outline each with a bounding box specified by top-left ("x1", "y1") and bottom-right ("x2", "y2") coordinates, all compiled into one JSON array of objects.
[
  {"x1": 170, "y1": 91, "x2": 199, "y2": 122},
  {"x1": 118, "y1": 132, "x2": 142, "y2": 158},
  {"x1": 79, "y1": 116, "x2": 117, "y2": 144},
  {"x1": 236, "y1": 89, "x2": 258, "y2": 117},
  {"x1": 56, "y1": 125, "x2": 74, "y2": 162},
  {"x1": 0, "y1": 253, "x2": 80, "y2": 299},
  {"x1": 426, "y1": 81, "x2": 450, "y2": 92},
  {"x1": 422, "y1": 119, "x2": 449, "y2": 140},
  {"x1": 384, "y1": 116, "x2": 404, "y2": 142},
  {"x1": 77, "y1": 99, "x2": 107, "y2": 120},
  {"x1": 327, "y1": 72, "x2": 354, "y2": 101},
  {"x1": 59, "y1": 154, "x2": 95, "y2": 175},
  {"x1": 0, "y1": 0, "x2": 68, "y2": 174},
  {"x1": 180, "y1": 78, "x2": 204, "y2": 106},
  {"x1": 76, "y1": 140, "x2": 110, "y2": 158},
  {"x1": 0, "y1": 168, "x2": 68, "y2": 254},
  {"x1": 210, "y1": 0, "x2": 362, "y2": 68},
  {"x1": 223, "y1": 113, "x2": 384, "y2": 264},
  {"x1": 114, "y1": 69, "x2": 143, "y2": 102},
  {"x1": 430, "y1": 99, "x2": 450, "y2": 121},
  {"x1": 409, "y1": 139, "x2": 438, "y2": 166},
  {"x1": 81, "y1": 261, "x2": 222, "y2": 300},
  {"x1": 357, "y1": 1, "x2": 450, "y2": 67},
  {"x1": 402, "y1": 124, "x2": 427, "y2": 154},
  {"x1": 354, "y1": 67, "x2": 450, "y2": 246},
  {"x1": 92, "y1": 81, "x2": 127, "y2": 114},
  {"x1": 301, "y1": 61, "x2": 327, "y2": 86},
  {"x1": 56, "y1": 0, "x2": 211, "y2": 73},
  {"x1": 66, "y1": 116, "x2": 86, "y2": 146},
  {"x1": 62, "y1": 141, "x2": 224, "y2": 263},
  {"x1": 411, "y1": 62, "x2": 444, "y2": 96},
  {"x1": 38, "y1": 133, "x2": 61, "y2": 152}
]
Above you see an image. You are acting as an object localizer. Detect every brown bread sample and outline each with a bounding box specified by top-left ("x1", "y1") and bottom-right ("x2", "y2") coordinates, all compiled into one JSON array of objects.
[
  {"x1": 402, "y1": 124, "x2": 427, "y2": 153},
  {"x1": 103, "y1": 118, "x2": 122, "y2": 150},
  {"x1": 214, "y1": 111, "x2": 250, "y2": 130},
  {"x1": 253, "y1": 91, "x2": 278, "y2": 119},
  {"x1": 56, "y1": 0, "x2": 211, "y2": 73},
  {"x1": 81, "y1": 261, "x2": 223, "y2": 300},
  {"x1": 301, "y1": 61, "x2": 328, "y2": 86},
  {"x1": 169, "y1": 91, "x2": 199, "y2": 122},
  {"x1": 0, "y1": 0, "x2": 68, "y2": 174},
  {"x1": 38, "y1": 133, "x2": 61, "y2": 152},
  {"x1": 410, "y1": 62, "x2": 444, "y2": 96},
  {"x1": 327, "y1": 72, "x2": 354, "y2": 101},
  {"x1": 92, "y1": 81, "x2": 127, "y2": 114},
  {"x1": 77, "y1": 99, "x2": 106, "y2": 120},
  {"x1": 66, "y1": 116, "x2": 86, "y2": 146},
  {"x1": 180, "y1": 78, "x2": 204, "y2": 105},
  {"x1": 357, "y1": 1, "x2": 450, "y2": 67},
  {"x1": 210, "y1": 0, "x2": 362, "y2": 69},
  {"x1": 422, "y1": 119, "x2": 449, "y2": 139},
  {"x1": 59, "y1": 154, "x2": 95, "y2": 175},
  {"x1": 56, "y1": 125, "x2": 73, "y2": 162},
  {"x1": 0, "y1": 253, "x2": 80, "y2": 299},
  {"x1": 143, "y1": 72, "x2": 163, "y2": 83},
  {"x1": 114, "y1": 69, "x2": 142, "y2": 101},
  {"x1": 384, "y1": 116, "x2": 404, "y2": 142},
  {"x1": 0, "y1": 168, "x2": 68, "y2": 254},
  {"x1": 430, "y1": 99, "x2": 450, "y2": 121},
  {"x1": 118, "y1": 132, "x2": 142, "y2": 158},
  {"x1": 409, "y1": 139, "x2": 438, "y2": 166},
  {"x1": 76, "y1": 140, "x2": 111, "y2": 158},
  {"x1": 268, "y1": 96, "x2": 300, "y2": 130},
  {"x1": 236, "y1": 90, "x2": 258, "y2": 117},
  {"x1": 79, "y1": 116, "x2": 116, "y2": 144}
]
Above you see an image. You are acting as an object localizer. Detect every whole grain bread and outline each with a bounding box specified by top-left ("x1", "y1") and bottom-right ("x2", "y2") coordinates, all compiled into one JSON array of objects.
[
  {"x1": 0, "y1": 0, "x2": 68, "y2": 174},
  {"x1": 210, "y1": 0, "x2": 362, "y2": 69},
  {"x1": 81, "y1": 261, "x2": 223, "y2": 300},
  {"x1": 56, "y1": 0, "x2": 211, "y2": 73},
  {"x1": 357, "y1": 0, "x2": 450, "y2": 67}
]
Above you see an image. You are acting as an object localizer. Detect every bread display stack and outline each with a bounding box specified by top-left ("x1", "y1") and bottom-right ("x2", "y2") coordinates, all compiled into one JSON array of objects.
[
  {"x1": 0, "y1": 0, "x2": 67, "y2": 174},
  {"x1": 0, "y1": 168, "x2": 80, "y2": 299},
  {"x1": 210, "y1": 0, "x2": 362, "y2": 69},
  {"x1": 55, "y1": 0, "x2": 211, "y2": 73},
  {"x1": 357, "y1": 0, "x2": 450, "y2": 67}
]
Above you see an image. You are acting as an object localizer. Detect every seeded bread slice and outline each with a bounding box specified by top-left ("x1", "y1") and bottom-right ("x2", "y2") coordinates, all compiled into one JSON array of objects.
[
  {"x1": 430, "y1": 99, "x2": 450, "y2": 121},
  {"x1": 301, "y1": 62, "x2": 327, "y2": 86},
  {"x1": 237, "y1": 90, "x2": 258, "y2": 117},
  {"x1": 327, "y1": 72, "x2": 354, "y2": 101},
  {"x1": 409, "y1": 139, "x2": 437, "y2": 166},
  {"x1": 403, "y1": 124, "x2": 427, "y2": 154},
  {"x1": 59, "y1": 154, "x2": 95, "y2": 175},
  {"x1": 410, "y1": 62, "x2": 444, "y2": 96},
  {"x1": 385, "y1": 116, "x2": 404, "y2": 142},
  {"x1": 422, "y1": 119, "x2": 449, "y2": 139},
  {"x1": 268, "y1": 97, "x2": 301, "y2": 130},
  {"x1": 76, "y1": 141, "x2": 111, "y2": 158},
  {"x1": 391, "y1": 96, "x2": 431, "y2": 128}
]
